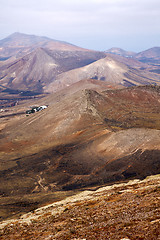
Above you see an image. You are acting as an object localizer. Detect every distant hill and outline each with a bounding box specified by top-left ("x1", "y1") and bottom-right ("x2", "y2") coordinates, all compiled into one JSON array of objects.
[
  {"x1": 0, "y1": 32, "x2": 89, "y2": 59},
  {"x1": 105, "y1": 47, "x2": 160, "y2": 74},
  {"x1": 105, "y1": 46, "x2": 160, "y2": 66},
  {"x1": 0, "y1": 33, "x2": 160, "y2": 94},
  {"x1": 46, "y1": 55, "x2": 160, "y2": 92},
  {"x1": 0, "y1": 47, "x2": 106, "y2": 92},
  {"x1": 136, "y1": 47, "x2": 160, "y2": 59},
  {"x1": 135, "y1": 47, "x2": 160, "y2": 65},
  {"x1": 105, "y1": 47, "x2": 136, "y2": 57}
]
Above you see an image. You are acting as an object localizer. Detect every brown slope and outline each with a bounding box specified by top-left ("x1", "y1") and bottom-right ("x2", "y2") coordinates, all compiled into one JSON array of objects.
[
  {"x1": 0, "y1": 48, "x2": 59, "y2": 91},
  {"x1": 105, "y1": 52, "x2": 160, "y2": 76},
  {"x1": 136, "y1": 47, "x2": 160, "y2": 59},
  {"x1": 46, "y1": 56, "x2": 160, "y2": 92},
  {"x1": 0, "y1": 175, "x2": 159, "y2": 239},
  {"x1": 0, "y1": 85, "x2": 160, "y2": 222},
  {"x1": 1, "y1": 85, "x2": 160, "y2": 170},
  {"x1": 135, "y1": 47, "x2": 160, "y2": 65},
  {"x1": 0, "y1": 48, "x2": 106, "y2": 92}
]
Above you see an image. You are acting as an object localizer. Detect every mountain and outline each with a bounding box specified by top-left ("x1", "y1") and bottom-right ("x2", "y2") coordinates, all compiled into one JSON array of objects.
[
  {"x1": 46, "y1": 56, "x2": 160, "y2": 92},
  {"x1": 105, "y1": 47, "x2": 160, "y2": 64},
  {"x1": 105, "y1": 47, "x2": 160, "y2": 74},
  {"x1": 0, "y1": 47, "x2": 106, "y2": 92},
  {"x1": 1, "y1": 48, "x2": 160, "y2": 94},
  {"x1": 105, "y1": 47, "x2": 136, "y2": 57},
  {"x1": 135, "y1": 47, "x2": 160, "y2": 66},
  {"x1": 0, "y1": 33, "x2": 160, "y2": 94},
  {"x1": 0, "y1": 48, "x2": 58, "y2": 92},
  {"x1": 0, "y1": 84, "x2": 160, "y2": 219},
  {"x1": 105, "y1": 47, "x2": 160, "y2": 71},
  {"x1": 0, "y1": 32, "x2": 89, "y2": 59},
  {"x1": 136, "y1": 47, "x2": 160, "y2": 60}
]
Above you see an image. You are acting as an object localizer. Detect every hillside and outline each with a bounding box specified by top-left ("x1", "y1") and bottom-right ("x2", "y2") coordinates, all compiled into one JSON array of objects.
[
  {"x1": 105, "y1": 46, "x2": 160, "y2": 65},
  {"x1": 105, "y1": 47, "x2": 160, "y2": 74},
  {"x1": 0, "y1": 47, "x2": 106, "y2": 92},
  {"x1": 2, "y1": 49, "x2": 159, "y2": 94},
  {"x1": 0, "y1": 85, "x2": 160, "y2": 220},
  {"x1": 0, "y1": 33, "x2": 160, "y2": 94},
  {"x1": 0, "y1": 32, "x2": 89, "y2": 59},
  {"x1": 136, "y1": 47, "x2": 160, "y2": 64},
  {"x1": 0, "y1": 174, "x2": 159, "y2": 239},
  {"x1": 46, "y1": 56, "x2": 160, "y2": 92}
]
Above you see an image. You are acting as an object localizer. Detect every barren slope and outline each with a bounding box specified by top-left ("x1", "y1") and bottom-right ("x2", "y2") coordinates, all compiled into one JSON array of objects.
[
  {"x1": 0, "y1": 175, "x2": 159, "y2": 240},
  {"x1": 0, "y1": 85, "x2": 160, "y2": 220},
  {"x1": 47, "y1": 56, "x2": 160, "y2": 92},
  {"x1": 136, "y1": 47, "x2": 160, "y2": 65},
  {"x1": 0, "y1": 48, "x2": 106, "y2": 92}
]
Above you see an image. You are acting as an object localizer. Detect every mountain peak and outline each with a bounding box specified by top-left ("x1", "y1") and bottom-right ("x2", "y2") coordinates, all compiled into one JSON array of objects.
[
  {"x1": 0, "y1": 32, "x2": 89, "y2": 57},
  {"x1": 0, "y1": 32, "x2": 50, "y2": 47}
]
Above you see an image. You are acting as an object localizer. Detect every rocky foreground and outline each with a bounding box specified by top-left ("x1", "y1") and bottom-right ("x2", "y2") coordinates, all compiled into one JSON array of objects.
[{"x1": 0, "y1": 174, "x2": 159, "y2": 240}]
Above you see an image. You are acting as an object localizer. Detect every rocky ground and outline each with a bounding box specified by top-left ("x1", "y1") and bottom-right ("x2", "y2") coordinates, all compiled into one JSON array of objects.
[{"x1": 0, "y1": 174, "x2": 159, "y2": 240}]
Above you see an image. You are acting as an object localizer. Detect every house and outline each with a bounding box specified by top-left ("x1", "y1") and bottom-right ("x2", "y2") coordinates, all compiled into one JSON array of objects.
[{"x1": 26, "y1": 105, "x2": 48, "y2": 115}]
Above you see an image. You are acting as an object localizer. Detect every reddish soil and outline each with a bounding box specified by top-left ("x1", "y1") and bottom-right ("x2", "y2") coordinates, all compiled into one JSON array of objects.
[{"x1": 0, "y1": 175, "x2": 159, "y2": 240}]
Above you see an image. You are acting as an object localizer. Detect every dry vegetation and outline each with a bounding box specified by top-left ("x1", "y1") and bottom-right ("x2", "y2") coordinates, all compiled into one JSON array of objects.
[{"x1": 0, "y1": 175, "x2": 160, "y2": 239}]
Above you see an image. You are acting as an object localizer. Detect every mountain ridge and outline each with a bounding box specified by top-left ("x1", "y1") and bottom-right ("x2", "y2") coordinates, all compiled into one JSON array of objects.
[
  {"x1": 0, "y1": 47, "x2": 106, "y2": 92},
  {"x1": 0, "y1": 32, "x2": 90, "y2": 59},
  {"x1": 106, "y1": 46, "x2": 160, "y2": 66},
  {"x1": 105, "y1": 47, "x2": 136, "y2": 57},
  {"x1": 46, "y1": 56, "x2": 160, "y2": 92},
  {"x1": 0, "y1": 32, "x2": 80, "y2": 49}
]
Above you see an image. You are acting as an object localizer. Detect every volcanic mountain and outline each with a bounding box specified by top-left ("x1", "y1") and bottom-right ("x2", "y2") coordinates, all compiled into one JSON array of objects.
[
  {"x1": 0, "y1": 84, "x2": 160, "y2": 219},
  {"x1": 46, "y1": 56, "x2": 160, "y2": 92},
  {"x1": 2, "y1": 47, "x2": 159, "y2": 94},
  {"x1": 106, "y1": 47, "x2": 160, "y2": 73},
  {"x1": 105, "y1": 46, "x2": 160, "y2": 65},
  {"x1": 0, "y1": 47, "x2": 106, "y2": 92},
  {"x1": 136, "y1": 47, "x2": 160, "y2": 63},
  {"x1": 0, "y1": 33, "x2": 160, "y2": 94},
  {"x1": 0, "y1": 32, "x2": 89, "y2": 59},
  {"x1": 135, "y1": 47, "x2": 160, "y2": 75}
]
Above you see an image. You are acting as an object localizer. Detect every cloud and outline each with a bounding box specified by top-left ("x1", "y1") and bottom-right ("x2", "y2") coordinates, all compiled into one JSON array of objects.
[{"x1": 0, "y1": 0, "x2": 160, "y2": 51}]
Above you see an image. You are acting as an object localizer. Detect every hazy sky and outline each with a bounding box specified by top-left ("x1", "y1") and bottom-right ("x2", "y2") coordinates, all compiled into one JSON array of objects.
[{"x1": 0, "y1": 0, "x2": 160, "y2": 52}]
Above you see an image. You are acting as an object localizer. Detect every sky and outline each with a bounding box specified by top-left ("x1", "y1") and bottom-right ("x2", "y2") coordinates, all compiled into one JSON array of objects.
[{"x1": 0, "y1": 0, "x2": 160, "y2": 52}]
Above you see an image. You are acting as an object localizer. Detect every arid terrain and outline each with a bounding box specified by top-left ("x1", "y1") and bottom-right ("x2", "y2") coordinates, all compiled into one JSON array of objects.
[
  {"x1": 0, "y1": 84, "x2": 160, "y2": 221},
  {"x1": 0, "y1": 33, "x2": 160, "y2": 239},
  {"x1": 0, "y1": 33, "x2": 160, "y2": 94},
  {"x1": 0, "y1": 174, "x2": 159, "y2": 239}
]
